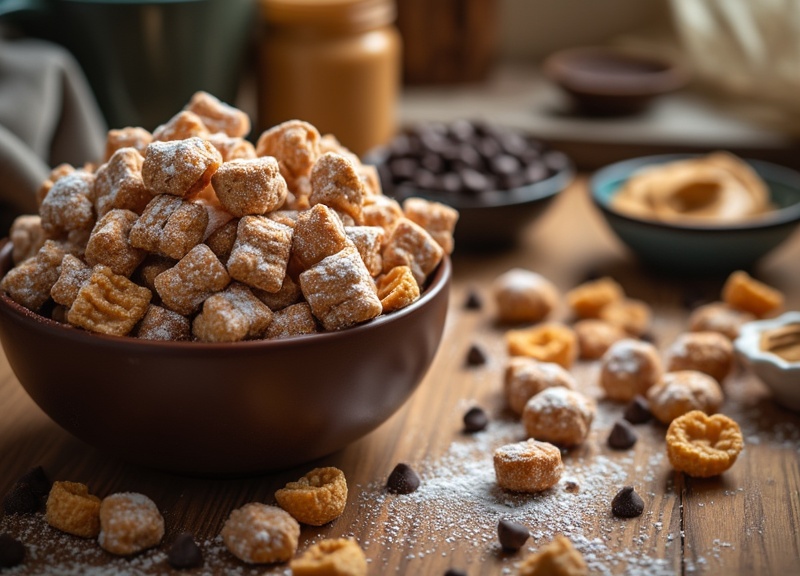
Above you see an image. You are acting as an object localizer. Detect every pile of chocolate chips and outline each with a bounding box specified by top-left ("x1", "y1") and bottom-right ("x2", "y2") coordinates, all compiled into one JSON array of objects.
[{"x1": 376, "y1": 120, "x2": 567, "y2": 200}]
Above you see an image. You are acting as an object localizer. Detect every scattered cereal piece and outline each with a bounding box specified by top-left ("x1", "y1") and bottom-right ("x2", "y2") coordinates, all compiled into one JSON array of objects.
[
  {"x1": 402, "y1": 197, "x2": 459, "y2": 255},
  {"x1": 688, "y1": 301, "x2": 755, "y2": 340},
  {"x1": 666, "y1": 331, "x2": 734, "y2": 383},
  {"x1": 0, "y1": 534, "x2": 25, "y2": 569},
  {"x1": 221, "y1": 503, "x2": 300, "y2": 564},
  {"x1": 275, "y1": 467, "x2": 348, "y2": 526},
  {"x1": 154, "y1": 244, "x2": 230, "y2": 316},
  {"x1": 1, "y1": 240, "x2": 70, "y2": 311},
  {"x1": 463, "y1": 406, "x2": 489, "y2": 433},
  {"x1": 382, "y1": 218, "x2": 444, "y2": 286},
  {"x1": 376, "y1": 265, "x2": 420, "y2": 313},
  {"x1": 168, "y1": 533, "x2": 204, "y2": 570},
  {"x1": 522, "y1": 388, "x2": 595, "y2": 447},
  {"x1": 517, "y1": 535, "x2": 587, "y2": 576},
  {"x1": 93, "y1": 147, "x2": 151, "y2": 216},
  {"x1": 598, "y1": 298, "x2": 652, "y2": 337},
  {"x1": 566, "y1": 276, "x2": 624, "y2": 319},
  {"x1": 9, "y1": 215, "x2": 46, "y2": 264},
  {"x1": 666, "y1": 410, "x2": 743, "y2": 477},
  {"x1": 623, "y1": 395, "x2": 652, "y2": 424},
  {"x1": 289, "y1": 538, "x2": 367, "y2": 576},
  {"x1": 611, "y1": 486, "x2": 644, "y2": 518},
  {"x1": 105, "y1": 126, "x2": 152, "y2": 161},
  {"x1": 647, "y1": 371, "x2": 724, "y2": 424},
  {"x1": 130, "y1": 194, "x2": 209, "y2": 260},
  {"x1": 607, "y1": 420, "x2": 638, "y2": 450},
  {"x1": 186, "y1": 91, "x2": 250, "y2": 138},
  {"x1": 493, "y1": 268, "x2": 559, "y2": 324},
  {"x1": 85, "y1": 209, "x2": 146, "y2": 277},
  {"x1": 98, "y1": 492, "x2": 165, "y2": 555},
  {"x1": 212, "y1": 157, "x2": 288, "y2": 217},
  {"x1": 309, "y1": 152, "x2": 365, "y2": 220},
  {"x1": 506, "y1": 323, "x2": 578, "y2": 369},
  {"x1": 504, "y1": 357, "x2": 576, "y2": 415},
  {"x1": 39, "y1": 170, "x2": 96, "y2": 236},
  {"x1": 386, "y1": 463, "x2": 421, "y2": 495},
  {"x1": 494, "y1": 439, "x2": 563, "y2": 493},
  {"x1": 265, "y1": 302, "x2": 318, "y2": 339},
  {"x1": 722, "y1": 270, "x2": 783, "y2": 317},
  {"x1": 227, "y1": 216, "x2": 293, "y2": 292},
  {"x1": 45, "y1": 481, "x2": 101, "y2": 538},
  {"x1": 134, "y1": 305, "x2": 191, "y2": 341},
  {"x1": 498, "y1": 519, "x2": 530, "y2": 552},
  {"x1": 574, "y1": 319, "x2": 627, "y2": 360},
  {"x1": 142, "y1": 137, "x2": 222, "y2": 199},
  {"x1": 599, "y1": 339, "x2": 663, "y2": 402}
]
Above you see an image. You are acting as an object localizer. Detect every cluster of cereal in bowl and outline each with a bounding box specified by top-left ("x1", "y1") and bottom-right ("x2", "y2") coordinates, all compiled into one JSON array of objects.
[{"x1": 1, "y1": 92, "x2": 458, "y2": 341}]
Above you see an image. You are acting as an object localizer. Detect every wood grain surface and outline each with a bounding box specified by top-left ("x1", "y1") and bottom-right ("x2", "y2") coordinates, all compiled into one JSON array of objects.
[{"x1": 1, "y1": 177, "x2": 799, "y2": 575}]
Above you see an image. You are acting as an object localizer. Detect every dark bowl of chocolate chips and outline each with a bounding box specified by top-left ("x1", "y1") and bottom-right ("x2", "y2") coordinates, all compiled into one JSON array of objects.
[{"x1": 365, "y1": 120, "x2": 575, "y2": 251}]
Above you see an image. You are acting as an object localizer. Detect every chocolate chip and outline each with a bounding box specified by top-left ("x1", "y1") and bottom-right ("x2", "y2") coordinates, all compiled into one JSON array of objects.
[
  {"x1": 463, "y1": 289, "x2": 483, "y2": 310},
  {"x1": 611, "y1": 486, "x2": 644, "y2": 518},
  {"x1": 623, "y1": 395, "x2": 652, "y2": 424},
  {"x1": 564, "y1": 480, "x2": 580, "y2": 493},
  {"x1": 497, "y1": 519, "x2": 529, "y2": 551},
  {"x1": 444, "y1": 570, "x2": 467, "y2": 576},
  {"x1": 168, "y1": 532, "x2": 203, "y2": 570},
  {"x1": 17, "y1": 466, "x2": 51, "y2": 498},
  {"x1": 387, "y1": 463, "x2": 421, "y2": 494},
  {"x1": 463, "y1": 406, "x2": 489, "y2": 433},
  {"x1": 0, "y1": 534, "x2": 24, "y2": 569},
  {"x1": 3, "y1": 483, "x2": 40, "y2": 515},
  {"x1": 466, "y1": 344, "x2": 487, "y2": 366},
  {"x1": 607, "y1": 420, "x2": 638, "y2": 450}
]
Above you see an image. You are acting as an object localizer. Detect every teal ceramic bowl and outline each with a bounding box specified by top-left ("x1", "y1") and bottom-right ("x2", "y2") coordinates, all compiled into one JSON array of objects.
[{"x1": 590, "y1": 154, "x2": 800, "y2": 275}]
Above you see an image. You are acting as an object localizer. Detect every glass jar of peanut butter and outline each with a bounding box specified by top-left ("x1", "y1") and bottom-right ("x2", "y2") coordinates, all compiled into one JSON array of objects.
[{"x1": 258, "y1": 0, "x2": 401, "y2": 156}]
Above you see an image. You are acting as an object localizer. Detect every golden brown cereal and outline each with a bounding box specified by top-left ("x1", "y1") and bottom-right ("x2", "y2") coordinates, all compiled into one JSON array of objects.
[
  {"x1": 504, "y1": 357, "x2": 577, "y2": 415},
  {"x1": 722, "y1": 270, "x2": 784, "y2": 317},
  {"x1": 598, "y1": 298, "x2": 652, "y2": 337},
  {"x1": 269, "y1": 209, "x2": 300, "y2": 229},
  {"x1": 565, "y1": 276, "x2": 624, "y2": 319},
  {"x1": 67, "y1": 265, "x2": 152, "y2": 336},
  {"x1": 45, "y1": 481, "x2": 101, "y2": 538},
  {"x1": 290, "y1": 538, "x2": 367, "y2": 576},
  {"x1": 212, "y1": 157, "x2": 288, "y2": 217},
  {"x1": 666, "y1": 331, "x2": 734, "y2": 383},
  {"x1": 256, "y1": 120, "x2": 321, "y2": 191},
  {"x1": 506, "y1": 323, "x2": 578, "y2": 369},
  {"x1": 402, "y1": 197, "x2": 459, "y2": 255},
  {"x1": 207, "y1": 133, "x2": 257, "y2": 162},
  {"x1": 359, "y1": 163, "x2": 382, "y2": 196},
  {"x1": 688, "y1": 301, "x2": 755, "y2": 340},
  {"x1": 275, "y1": 467, "x2": 348, "y2": 526},
  {"x1": 666, "y1": 410, "x2": 743, "y2": 477},
  {"x1": 309, "y1": 152, "x2": 365, "y2": 221},
  {"x1": 204, "y1": 218, "x2": 239, "y2": 264},
  {"x1": 9, "y1": 214, "x2": 46, "y2": 264},
  {"x1": 134, "y1": 304, "x2": 191, "y2": 341},
  {"x1": 133, "y1": 254, "x2": 177, "y2": 293},
  {"x1": 522, "y1": 387, "x2": 595, "y2": 447},
  {"x1": 517, "y1": 535, "x2": 588, "y2": 576},
  {"x1": 266, "y1": 302, "x2": 318, "y2": 339},
  {"x1": 98, "y1": 492, "x2": 165, "y2": 556},
  {"x1": 299, "y1": 247, "x2": 383, "y2": 331},
  {"x1": 193, "y1": 283, "x2": 274, "y2": 342},
  {"x1": 493, "y1": 268, "x2": 559, "y2": 324},
  {"x1": 345, "y1": 226, "x2": 384, "y2": 276},
  {"x1": 227, "y1": 216, "x2": 294, "y2": 292},
  {"x1": 382, "y1": 218, "x2": 444, "y2": 286},
  {"x1": 254, "y1": 274, "x2": 303, "y2": 311},
  {"x1": 142, "y1": 137, "x2": 222, "y2": 199},
  {"x1": 151, "y1": 110, "x2": 210, "y2": 142},
  {"x1": 376, "y1": 266, "x2": 420, "y2": 313},
  {"x1": 130, "y1": 194, "x2": 209, "y2": 260},
  {"x1": 361, "y1": 194, "x2": 404, "y2": 238},
  {"x1": 105, "y1": 126, "x2": 152, "y2": 161},
  {"x1": 185, "y1": 91, "x2": 250, "y2": 138},
  {"x1": 154, "y1": 244, "x2": 230, "y2": 315},
  {"x1": 1, "y1": 240, "x2": 70, "y2": 311},
  {"x1": 40, "y1": 170, "x2": 96, "y2": 236},
  {"x1": 647, "y1": 370, "x2": 724, "y2": 424},
  {"x1": 50, "y1": 254, "x2": 91, "y2": 307},
  {"x1": 85, "y1": 209, "x2": 146, "y2": 277},
  {"x1": 319, "y1": 133, "x2": 360, "y2": 165},
  {"x1": 200, "y1": 199, "x2": 236, "y2": 237},
  {"x1": 599, "y1": 339, "x2": 663, "y2": 402},
  {"x1": 93, "y1": 147, "x2": 151, "y2": 217},
  {"x1": 36, "y1": 163, "x2": 75, "y2": 207},
  {"x1": 221, "y1": 503, "x2": 300, "y2": 564},
  {"x1": 574, "y1": 319, "x2": 627, "y2": 360},
  {"x1": 493, "y1": 439, "x2": 563, "y2": 493},
  {"x1": 291, "y1": 204, "x2": 351, "y2": 272}
]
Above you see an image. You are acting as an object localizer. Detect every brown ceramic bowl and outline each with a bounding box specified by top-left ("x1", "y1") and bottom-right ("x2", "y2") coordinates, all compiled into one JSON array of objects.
[{"x1": 0, "y1": 240, "x2": 451, "y2": 476}]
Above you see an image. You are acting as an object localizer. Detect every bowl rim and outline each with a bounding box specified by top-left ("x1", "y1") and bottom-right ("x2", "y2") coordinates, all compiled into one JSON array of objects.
[
  {"x1": 0, "y1": 240, "x2": 452, "y2": 351},
  {"x1": 589, "y1": 153, "x2": 800, "y2": 232},
  {"x1": 734, "y1": 311, "x2": 800, "y2": 370}
]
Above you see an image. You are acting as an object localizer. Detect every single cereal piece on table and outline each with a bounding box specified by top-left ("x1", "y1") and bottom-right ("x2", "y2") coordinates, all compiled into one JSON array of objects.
[
  {"x1": 256, "y1": 120, "x2": 321, "y2": 190},
  {"x1": 517, "y1": 535, "x2": 588, "y2": 576},
  {"x1": 300, "y1": 247, "x2": 383, "y2": 331},
  {"x1": 193, "y1": 282, "x2": 273, "y2": 342},
  {"x1": 598, "y1": 298, "x2": 652, "y2": 337},
  {"x1": 105, "y1": 126, "x2": 152, "y2": 161},
  {"x1": 45, "y1": 481, "x2": 101, "y2": 538},
  {"x1": 493, "y1": 268, "x2": 559, "y2": 324},
  {"x1": 291, "y1": 204, "x2": 351, "y2": 271},
  {"x1": 98, "y1": 492, "x2": 164, "y2": 556},
  {"x1": 211, "y1": 156, "x2": 288, "y2": 217},
  {"x1": 688, "y1": 301, "x2": 755, "y2": 340},
  {"x1": 647, "y1": 370, "x2": 724, "y2": 424},
  {"x1": 85, "y1": 209, "x2": 146, "y2": 277},
  {"x1": 227, "y1": 216, "x2": 293, "y2": 292},
  {"x1": 309, "y1": 152, "x2": 365, "y2": 221},
  {"x1": 566, "y1": 276, "x2": 624, "y2": 319},
  {"x1": 265, "y1": 302, "x2": 318, "y2": 339},
  {"x1": 402, "y1": 197, "x2": 459, "y2": 255},
  {"x1": 207, "y1": 133, "x2": 257, "y2": 162},
  {"x1": 151, "y1": 110, "x2": 210, "y2": 142},
  {"x1": 50, "y1": 254, "x2": 91, "y2": 307},
  {"x1": 67, "y1": 265, "x2": 152, "y2": 336},
  {"x1": 376, "y1": 266, "x2": 420, "y2": 313},
  {"x1": 522, "y1": 387, "x2": 595, "y2": 447},
  {"x1": 142, "y1": 137, "x2": 222, "y2": 199},
  {"x1": 275, "y1": 467, "x2": 348, "y2": 526},
  {"x1": 130, "y1": 194, "x2": 209, "y2": 260},
  {"x1": 506, "y1": 323, "x2": 578, "y2": 369},
  {"x1": 134, "y1": 305, "x2": 191, "y2": 341},
  {"x1": 221, "y1": 503, "x2": 300, "y2": 564},
  {"x1": 666, "y1": 410, "x2": 743, "y2": 477},
  {"x1": 154, "y1": 244, "x2": 230, "y2": 316},
  {"x1": 290, "y1": 538, "x2": 367, "y2": 576},
  {"x1": 185, "y1": 90, "x2": 250, "y2": 138},
  {"x1": 36, "y1": 163, "x2": 75, "y2": 207},
  {"x1": 722, "y1": 270, "x2": 784, "y2": 317},
  {"x1": 599, "y1": 339, "x2": 663, "y2": 402},
  {"x1": 254, "y1": 274, "x2": 303, "y2": 311},
  {"x1": 345, "y1": 225, "x2": 384, "y2": 276},
  {"x1": 9, "y1": 215, "x2": 46, "y2": 264},
  {"x1": 382, "y1": 218, "x2": 444, "y2": 286},
  {"x1": 204, "y1": 218, "x2": 239, "y2": 265},
  {"x1": 504, "y1": 357, "x2": 576, "y2": 415},
  {"x1": 494, "y1": 439, "x2": 563, "y2": 493},
  {"x1": 1, "y1": 240, "x2": 71, "y2": 311},
  {"x1": 666, "y1": 331, "x2": 734, "y2": 383},
  {"x1": 574, "y1": 319, "x2": 627, "y2": 360},
  {"x1": 93, "y1": 147, "x2": 151, "y2": 217},
  {"x1": 39, "y1": 170, "x2": 96, "y2": 237}
]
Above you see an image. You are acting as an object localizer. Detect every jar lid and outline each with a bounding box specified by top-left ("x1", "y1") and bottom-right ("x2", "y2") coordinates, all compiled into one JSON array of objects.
[{"x1": 261, "y1": 0, "x2": 395, "y2": 31}]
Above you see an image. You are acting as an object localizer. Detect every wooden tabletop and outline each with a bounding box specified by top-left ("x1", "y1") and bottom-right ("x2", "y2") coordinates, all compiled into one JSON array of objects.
[{"x1": 1, "y1": 176, "x2": 799, "y2": 575}]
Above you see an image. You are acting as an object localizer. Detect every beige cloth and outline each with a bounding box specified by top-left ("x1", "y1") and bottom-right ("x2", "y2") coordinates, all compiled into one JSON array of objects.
[{"x1": 0, "y1": 36, "x2": 106, "y2": 220}]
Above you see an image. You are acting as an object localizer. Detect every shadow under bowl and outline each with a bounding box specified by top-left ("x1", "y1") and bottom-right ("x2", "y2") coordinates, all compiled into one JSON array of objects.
[
  {"x1": 590, "y1": 154, "x2": 800, "y2": 275},
  {"x1": 0, "y1": 241, "x2": 451, "y2": 476}
]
